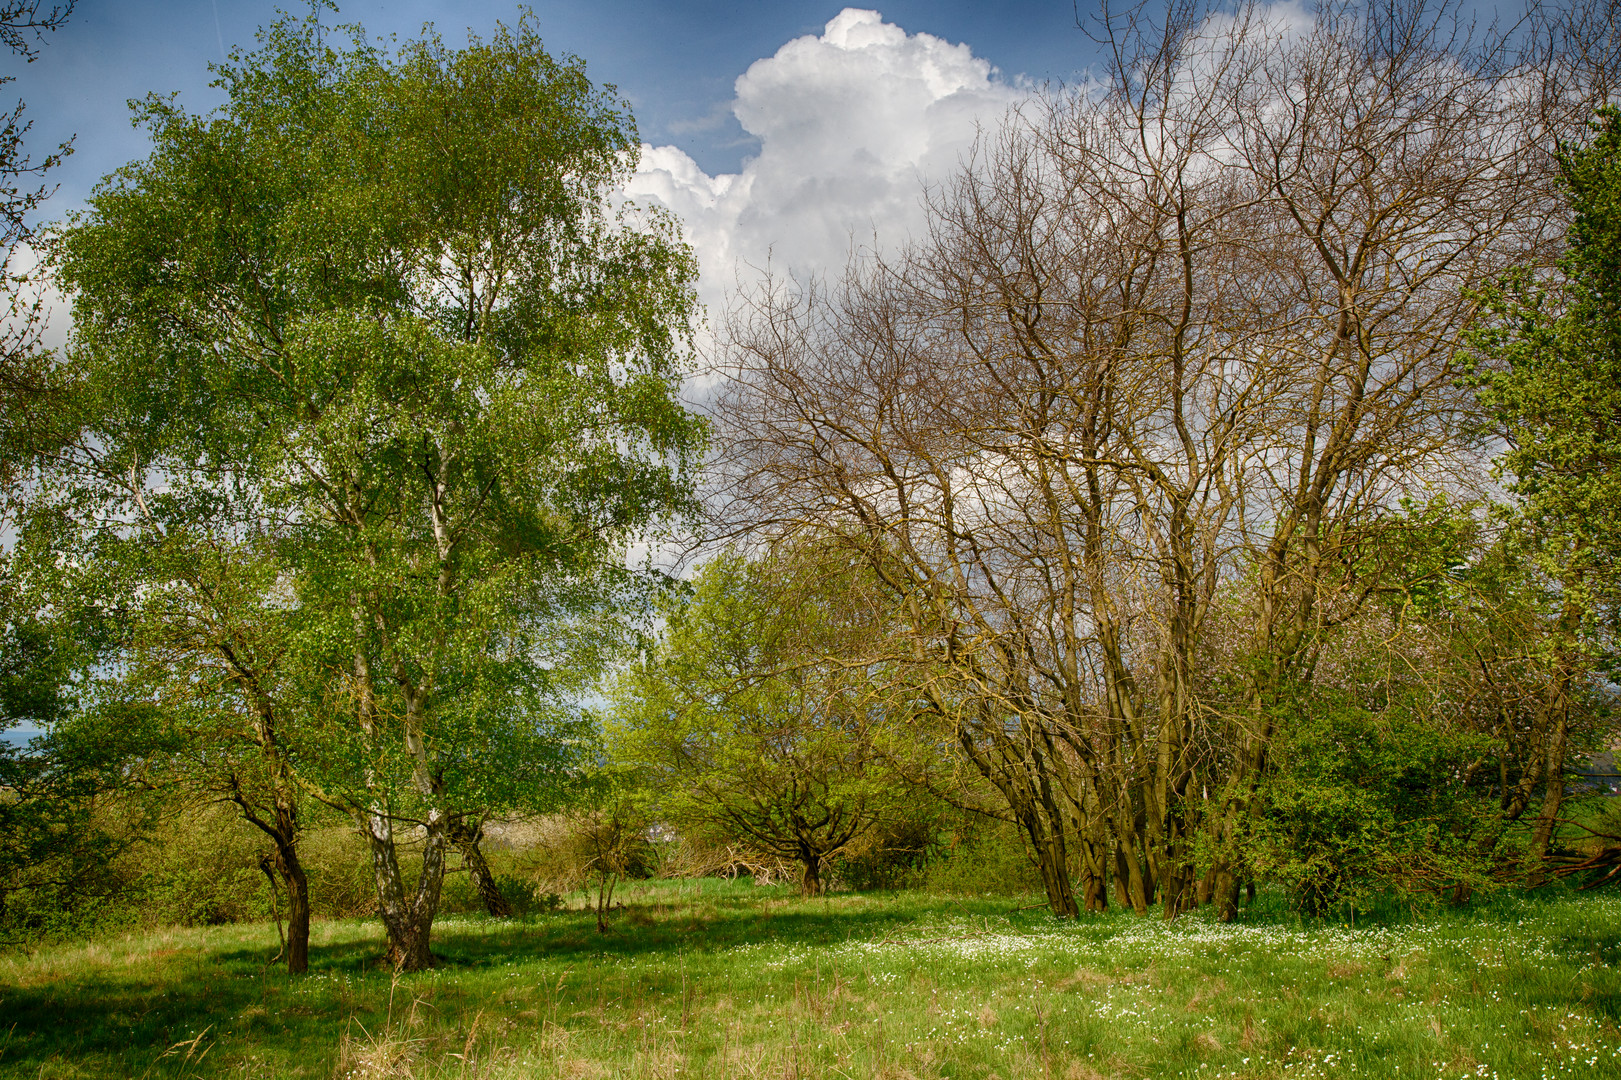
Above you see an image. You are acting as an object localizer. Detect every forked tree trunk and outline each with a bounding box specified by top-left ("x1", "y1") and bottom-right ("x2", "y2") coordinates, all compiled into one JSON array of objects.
[
  {"x1": 268, "y1": 838, "x2": 312, "y2": 974},
  {"x1": 1081, "y1": 871, "x2": 1108, "y2": 912},
  {"x1": 362, "y1": 808, "x2": 449, "y2": 971},
  {"x1": 1076, "y1": 828, "x2": 1110, "y2": 912},
  {"x1": 257, "y1": 840, "x2": 311, "y2": 974},
  {"x1": 1020, "y1": 810, "x2": 1079, "y2": 918},
  {"x1": 234, "y1": 785, "x2": 310, "y2": 974}
]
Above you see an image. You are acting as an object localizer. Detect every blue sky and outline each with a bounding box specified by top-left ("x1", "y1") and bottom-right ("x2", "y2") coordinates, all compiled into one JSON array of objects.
[
  {"x1": 6, "y1": 1, "x2": 1125, "y2": 361},
  {"x1": 9, "y1": 1, "x2": 1102, "y2": 214},
  {"x1": 3, "y1": 2, "x2": 1103, "y2": 747}
]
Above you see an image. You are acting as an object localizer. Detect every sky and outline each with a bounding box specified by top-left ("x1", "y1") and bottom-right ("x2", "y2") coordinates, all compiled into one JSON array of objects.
[
  {"x1": 1, "y1": 1, "x2": 1108, "y2": 746},
  {"x1": 7, "y1": 0, "x2": 1109, "y2": 332}
]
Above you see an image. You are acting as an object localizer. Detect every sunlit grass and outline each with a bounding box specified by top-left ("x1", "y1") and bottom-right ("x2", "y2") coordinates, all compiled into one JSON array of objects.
[{"x1": 2, "y1": 879, "x2": 1619, "y2": 1078}]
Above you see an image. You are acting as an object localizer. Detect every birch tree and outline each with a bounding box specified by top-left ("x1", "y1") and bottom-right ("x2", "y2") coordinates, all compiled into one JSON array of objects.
[{"x1": 53, "y1": 12, "x2": 704, "y2": 968}]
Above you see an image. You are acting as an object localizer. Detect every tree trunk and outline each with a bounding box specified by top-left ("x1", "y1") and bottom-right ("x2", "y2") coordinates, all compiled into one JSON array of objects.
[
  {"x1": 1020, "y1": 811, "x2": 1079, "y2": 917},
  {"x1": 1115, "y1": 841, "x2": 1149, "y2": 915},
  {"x1": 954, "y1": 722, "x2": 1080, "y2": 917},
  {"x1": 594, "y1": 870, "x2": 617, "y2": 933},
  {"x1": 1077, "y1": 829, "x2": 1109, "y2": 912},
  {"x1": 801, "y1": 853, "x2": 823, "y2": 896},
  {"x1": 232, "y1": 783, "x2": 309, "y2": 975},
  {"x1": 1113, "y1": 846, "x2": 1133, "y2": 909},
  {"x1": 269, "y1": 800, "x2": 310, "y2": 974},
  {"x1": 1216, "y1": 870, "x2": 1241, "y2": 923},
  {"x1": 1196, "y1": 864, "x2": 1216, "y2": 908},
  {"x1": 257, "y1": 845, "x2": 310, "y2": 975},
  {"x1": 1081, "y1": 870, "x2": 1108, "y2": 912},
  {"x1": 384, "y1": 913, "x2": 435, "y2": 969},
  {"x1": 449, "y1": 817, "x2": 511, "y2": 917},
  {"x1": 1529, "y1": 708, "x2": 1570, "y2": 886},
  {"x1": 362, "y1": 807, "x2": 447, "y2": 971},
  {"x1": 281, "y1": 846, "x2": 311, "y2": 975},
  {"x1": 264, "y1": 827, "x2": 311, "y2": 972}
]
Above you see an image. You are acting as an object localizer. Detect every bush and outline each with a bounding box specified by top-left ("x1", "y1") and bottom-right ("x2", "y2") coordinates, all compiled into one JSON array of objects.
[
  {"x1": 0, "y1": 792, "x2": 154, "y2": 942},
  {"x1": 914, "y1": 815, "x2": 1044, "y2": 897},
  {"x1": 1241, "y1": 689, "x2": 1499, "y2": 916},
  {"x1": 833, "y1": 812, "x2": 942, "y2": 891},
  {"x1": 0, "y1": 797, "x2": 391, "y2": 943},
  {"x1": 493, "y1": 874, "x2": 562, "y2": 916},
  {"x1": 296, "y1": 824, "x2": 375, "y2": 918}
]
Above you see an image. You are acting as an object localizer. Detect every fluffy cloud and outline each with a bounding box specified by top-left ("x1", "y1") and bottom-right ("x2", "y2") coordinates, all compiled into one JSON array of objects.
[{"x1": 626, "y1": 9, "x2": 1028, "y2": 329}]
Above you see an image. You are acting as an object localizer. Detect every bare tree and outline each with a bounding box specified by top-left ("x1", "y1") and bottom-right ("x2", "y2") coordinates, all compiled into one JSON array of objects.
[{"x1": 717, "y1": 0, "x2": 1595, "y2": 919}]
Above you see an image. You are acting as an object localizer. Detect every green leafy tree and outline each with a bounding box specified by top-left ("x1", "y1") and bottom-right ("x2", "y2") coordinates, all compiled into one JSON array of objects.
[
  {"x1": 95, "y1": 519, "x2": 320, "y2": 971},
  {"x1": 0, "y1": 0, "x2": 74, "y2": 474},
  {"x1": 1472, "y1": 109, "x2": 1621, "y2": 597},
  {"x1": 1467, "y1": 108, "x2": 1621, "y2": 880},
  {"x1": 51, "y1": 11, "x2": 703, "y2": 969},
  {"x1": 0, "y1": 535, "x2": 178, "y2": 940},
  {"x1": 609, "y1": 547, "x2": 919, "y2": 896}
]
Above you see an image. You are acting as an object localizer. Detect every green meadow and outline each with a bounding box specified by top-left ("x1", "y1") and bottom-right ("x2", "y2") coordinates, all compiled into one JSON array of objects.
[{"x1": 3, "y1": 881, "x2": 1619, "y2": 1080}]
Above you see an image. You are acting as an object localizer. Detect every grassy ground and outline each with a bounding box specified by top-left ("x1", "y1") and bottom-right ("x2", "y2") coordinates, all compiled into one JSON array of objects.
[{"x1": 1, "y1": 880, "x2": 1619, "y2": 1079}]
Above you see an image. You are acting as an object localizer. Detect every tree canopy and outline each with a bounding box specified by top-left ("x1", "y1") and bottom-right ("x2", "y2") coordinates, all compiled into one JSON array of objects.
[{"x1": 1472, "y1": 107, "x2": 1621, "y2": 607}]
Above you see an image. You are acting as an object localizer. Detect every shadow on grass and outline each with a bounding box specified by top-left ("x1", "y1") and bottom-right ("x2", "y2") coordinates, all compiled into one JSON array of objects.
[{"x1": 0, "y1": 883, "x2": 969, "y2": 1077}]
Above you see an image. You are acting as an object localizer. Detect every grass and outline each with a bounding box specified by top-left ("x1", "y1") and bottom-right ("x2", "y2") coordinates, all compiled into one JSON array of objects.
[{"x1": 1, "y1": 879, "x2": 1619, "y2": 1079}]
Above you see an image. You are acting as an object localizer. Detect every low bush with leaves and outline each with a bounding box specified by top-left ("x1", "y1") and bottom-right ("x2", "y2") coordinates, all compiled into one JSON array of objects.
[{"x1": 1239, "y1": 688, "x2": 1500, "y2": 916}]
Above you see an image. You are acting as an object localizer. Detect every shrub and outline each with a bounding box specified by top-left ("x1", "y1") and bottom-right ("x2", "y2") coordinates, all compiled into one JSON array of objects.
[
  {"x1": 833, "y1": 811, "x2": 942, "y2": 891},
  {"x1": 914, "y1": 815, "x2": 1044, "y2": 897},
  {"x1": 1241, "y1": 689, "x2": 1499, "y2": 916}
]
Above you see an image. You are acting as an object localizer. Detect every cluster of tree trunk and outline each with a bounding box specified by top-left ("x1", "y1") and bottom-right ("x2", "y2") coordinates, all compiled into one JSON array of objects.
[{"x1": 716, "y1": 0, "x2": 1613, "y2": 919}]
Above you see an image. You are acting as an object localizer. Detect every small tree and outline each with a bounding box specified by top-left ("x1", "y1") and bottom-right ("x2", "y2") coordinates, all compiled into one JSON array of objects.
[
  {"x1": 610, "y1": 546, "x2": 917, "y2": 896},
  {"x1": 554, "y1": 773, "x2": 653, "y2": 932}
]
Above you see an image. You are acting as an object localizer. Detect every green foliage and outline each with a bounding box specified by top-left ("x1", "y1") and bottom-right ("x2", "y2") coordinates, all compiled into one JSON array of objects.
[
  {"x1": 1469, "y1": 107, "x2": 1621, "y2": 603},
  {"x1": 911, "y1": 814, "x2": 1045, "y2": 897},
  {"x1": 0, "y1": 797, "x2": 599, "y2": 943},
  {"x1": 830, "y1": 802, "x2": 948, "y2": 891},
  {"x1": 52, "y1": 8, "x2": 703, "y2": 815},
  {"x1": 1242, "y1": 687, "x2": 1499, "y2": 916},
  {"x1": 608, "y1": 546, "x2": 924, "y2": 892},
  {"x1": 482, "y1": 874, "x2": 562, "y2": 917},
  {"x1": 0, "y1": 549, "x2": 183, "y2": 936}
]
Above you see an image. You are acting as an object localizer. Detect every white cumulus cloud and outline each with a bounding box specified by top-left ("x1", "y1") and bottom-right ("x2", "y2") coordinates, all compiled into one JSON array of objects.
[{"x1": 626, "y1": 8, "x2": 1028, "y2": 331}]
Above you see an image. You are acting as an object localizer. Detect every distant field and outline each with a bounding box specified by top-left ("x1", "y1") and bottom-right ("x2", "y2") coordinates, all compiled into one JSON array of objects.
[{"x1": 2, "y1": 880, "x2": 1619, "y2": 1079}]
